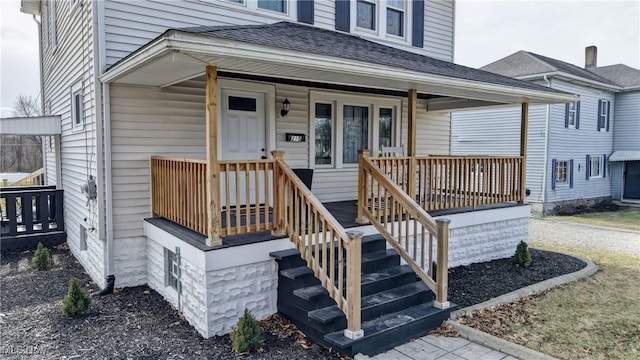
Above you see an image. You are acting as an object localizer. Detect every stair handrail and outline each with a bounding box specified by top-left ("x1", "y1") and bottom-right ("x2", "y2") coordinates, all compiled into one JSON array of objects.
[
  {"x1": 357, "y1": 150, "x2": 450, "y2": 309},
  {"x1": 271, "y1": 151, "x2": 364, "y2": 340}
]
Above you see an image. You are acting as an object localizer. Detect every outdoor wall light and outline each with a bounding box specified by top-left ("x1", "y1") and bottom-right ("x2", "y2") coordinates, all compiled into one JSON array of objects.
[{"x1": 281, "y1": 98, "x2": 291, "y2": 117}]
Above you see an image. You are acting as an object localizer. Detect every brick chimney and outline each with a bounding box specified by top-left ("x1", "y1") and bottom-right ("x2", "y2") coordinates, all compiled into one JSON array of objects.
[{"x1": 585, "y1": 46, "x2": 597, "y2": 69}]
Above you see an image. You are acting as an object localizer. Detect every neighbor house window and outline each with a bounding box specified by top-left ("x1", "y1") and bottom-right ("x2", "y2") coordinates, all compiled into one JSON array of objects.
[
  {"x1": 589, "y1": 155, "x2": 603, "y2": 178},
  {"x1": 598, "y1": 99, "x2": 610, "y2": 131},
  {"x1": 356, "y1": 0, "x2": 376, "y2": 30},
  {"x1": 555, "y1": 160, "x2": 569, "y2": 185},
  {"x1": 164, "y1": 248, "x2": 179, "y2": 290},
  {"x1": 566, "y1": 102, "x2": 577, "y2": 128},
  {"x1": 314, "y1": 103, "x2": 333, "y2": 166},
  {"x1": 386, "y1": 0, "x2": 404, "y2": 37},
  {"x1": 258, "y1": 0, "x2": 286, "y2": 13},
  {"x1": 71, "y1": 82, "x2": 84, "y2": 130}
]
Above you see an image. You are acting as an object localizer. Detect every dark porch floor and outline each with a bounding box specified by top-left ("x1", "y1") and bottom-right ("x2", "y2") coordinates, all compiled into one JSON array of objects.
[{"x1": 144, "y1": 200, "x2": 522, "y2": 252}]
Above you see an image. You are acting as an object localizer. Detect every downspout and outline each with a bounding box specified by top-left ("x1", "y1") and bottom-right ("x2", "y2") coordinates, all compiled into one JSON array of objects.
[
  {"x1": 32, "y1": 14, "x2": 47, "y2": 183},
  {"x1": 91, "y1": 0, "x2": 114, "y2": 296},
  {"x1": 540, "y1": 75, "x2": 552, "y2": 213}
]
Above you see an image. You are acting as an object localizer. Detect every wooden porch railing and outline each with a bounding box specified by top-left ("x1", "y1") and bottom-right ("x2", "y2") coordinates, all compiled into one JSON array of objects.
[
  {"x1": 272, "y1": 151, "x2": 364, "y2": 339},
  {"x1": 151, "y1": 157, "x2": 208, "y2": 235},
  {"x1": 1, "y1": 168, "x2": 45, "y2": 187},
  {"x1": 371, "y1": 155, "x2": 524, "y2": 211},
  {"x1": 358, "y1": 150, "x2": 450, "y2": 309}
]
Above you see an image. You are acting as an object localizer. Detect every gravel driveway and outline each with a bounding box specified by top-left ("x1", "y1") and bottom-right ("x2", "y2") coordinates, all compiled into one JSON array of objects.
[{"x1": 530, "y1": 218, "x2": 640, "y2": 257}]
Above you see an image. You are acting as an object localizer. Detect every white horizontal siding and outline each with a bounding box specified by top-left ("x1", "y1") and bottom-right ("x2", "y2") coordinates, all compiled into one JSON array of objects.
[
  {"x1": 613, "y1": 91, "x2": 640, "y2": 151},
  {"x1": 40, "y1": 0, "x2": 104, "y2": 285},
  {"x1": 103, "y1": 0, "x2": 455, "y2": 67},
  {"x1": 545, "y1": 79, "x2": 615, "y2": 203},
  {"x1": 424, "y1": 0, "x2": 455, "y2": 62},
  {"x1": 451, "y1": 104, "x2": 548, "y2": 202}
]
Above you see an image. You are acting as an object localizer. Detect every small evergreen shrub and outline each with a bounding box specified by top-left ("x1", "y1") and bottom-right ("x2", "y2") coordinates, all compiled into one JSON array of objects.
[
  {"x1": 514, "y1": 241, "x2": 532, "y2": 267},
  {"x1": 32, "y1": 242, "x2": 53, "y2": 271},
  {"x1": 230, "y1": 308, "x2": 262, "y2": 353},
  {"x1": 61, "y1": 277, "x2": 91, "y2": 317}
]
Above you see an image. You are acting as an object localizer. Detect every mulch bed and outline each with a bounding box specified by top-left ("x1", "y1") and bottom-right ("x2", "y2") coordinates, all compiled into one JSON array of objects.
[{"x1": 0, "y1": 244, "x2": 586, "y2": 359}]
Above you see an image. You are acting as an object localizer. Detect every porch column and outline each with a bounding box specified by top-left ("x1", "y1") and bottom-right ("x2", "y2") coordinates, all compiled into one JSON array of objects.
[
  {"x1": 407, "y1": 89, "x2": 418, "y2": 201},
  {"x1": 206, "y1": 65, "x2": 222, "y2": 246},
  {"x1": 519, "y1": 103, "x2": 529, "y2": 204},
  {"x1": 54, "y1": 134, "x2": 62, "y2": 187}
]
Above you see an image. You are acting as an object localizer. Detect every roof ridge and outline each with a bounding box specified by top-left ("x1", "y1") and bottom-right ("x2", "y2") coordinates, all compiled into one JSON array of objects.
[
  {"x1": 522, "y1": 51, "x2": 558, "y2": 72},
  {"x1": 525, "y1": 51, "x2": 620, "y2": 86}
]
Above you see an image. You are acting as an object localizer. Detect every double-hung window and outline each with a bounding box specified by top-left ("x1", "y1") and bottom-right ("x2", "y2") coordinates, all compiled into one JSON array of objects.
[
  {"x1": 355, "y1": 0, "x2": 409, "y2": 40},
  {"x1": 589, "y1": 155, "x2": 603, "y2": 178},
  {"x1": 311, "y1": 92, "x2": 400, "y2": 169},
  {"x1": 565, "y1": 101, "x2": 579, "y2": 128},
  {"x1": 555, "y1": 160, "x2": 568, "y2": 185},
  {"x1": 598, "y1": 99, "x2": 610, "y2": 131},
  {"x1": 257, "y1": 0, "x2": 286, "y2": 13}
]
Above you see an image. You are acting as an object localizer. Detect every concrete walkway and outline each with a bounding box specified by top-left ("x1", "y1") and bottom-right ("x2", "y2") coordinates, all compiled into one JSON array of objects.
[
  {"x1": 356, "y1": 334, "x2": 517, "y2": 360},
  {"x1": 530, "y1": 218, "x2": 640, "y2": 257}
]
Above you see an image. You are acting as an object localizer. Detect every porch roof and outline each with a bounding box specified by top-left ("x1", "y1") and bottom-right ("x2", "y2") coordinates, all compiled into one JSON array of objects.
[
  {"x1": 101, "y1": 22, "x2": 577, "y2": 108},
  {"x1": 0, "y1": 116, "x2": 61, "y2": 135}
]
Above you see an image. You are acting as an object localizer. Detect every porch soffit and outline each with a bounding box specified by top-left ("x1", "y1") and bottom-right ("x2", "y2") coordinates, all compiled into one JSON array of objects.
[
  {"x1": 101, "y1": 23, "x2": 578, "y2": 108},
  {"x1": 0, "y1": 116, "x2": 61, "y2": 135}
]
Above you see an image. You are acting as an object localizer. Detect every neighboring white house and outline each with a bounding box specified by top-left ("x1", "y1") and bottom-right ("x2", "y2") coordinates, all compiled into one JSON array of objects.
[
  {"x1": 452, "y1": 47, "x2": 640, "y2": 214},
  {"x1": 20, "y1": 0, "x2": 576, "y2": 355}
]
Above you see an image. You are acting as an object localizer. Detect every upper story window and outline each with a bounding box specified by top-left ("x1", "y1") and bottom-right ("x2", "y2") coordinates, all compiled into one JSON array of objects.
[
  {"x1": 353, "y1": 0, "x2": 411, "y2": 41},
  {"x1": 257, "y1": 0, "x2": 286, "y2": 13},
  {"x1": 386, "y1": 0, "x2": 405, "y2": 37},
  {"x1": 564, "y1": 101, "x2": 580, "y2": 129},
  {"x1": 598, "y1": 99, "x2": 610, "y2": 132}
]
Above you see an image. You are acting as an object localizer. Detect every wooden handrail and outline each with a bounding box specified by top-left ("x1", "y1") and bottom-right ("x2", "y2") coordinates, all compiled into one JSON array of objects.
[
  {"x1": 4, "y1": 168, "x2": 45, "y2": 187},
  {"x1": 272, "y1": 151, "x2": 363, "y2": 339},
  {"x1": 358, "y1": 150, "x2": 450, "y2": 308}
]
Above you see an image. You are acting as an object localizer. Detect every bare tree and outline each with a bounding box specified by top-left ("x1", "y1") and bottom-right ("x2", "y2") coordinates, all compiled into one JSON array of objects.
[{"x1": 0, "y1": 95, "x2": 44, "y2": 173}]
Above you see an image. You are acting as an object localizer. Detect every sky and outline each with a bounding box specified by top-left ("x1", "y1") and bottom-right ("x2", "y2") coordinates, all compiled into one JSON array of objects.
[{"x1": 0, "y1": 0, "x2": 639, "y2": 117}]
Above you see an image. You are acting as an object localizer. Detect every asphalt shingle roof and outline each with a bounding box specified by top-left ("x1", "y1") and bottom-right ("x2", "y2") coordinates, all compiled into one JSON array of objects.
[
  {"x1": 589, "y1": 64, "x2": 640, "y2": 88},
  {"x1": 169, "y1": 22, "x2": 567, "y2": 96}
]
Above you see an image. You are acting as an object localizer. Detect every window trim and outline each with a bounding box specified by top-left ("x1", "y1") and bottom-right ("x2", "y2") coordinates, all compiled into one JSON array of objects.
[
  {"x1": 555, "y1": 160, "x2": 569, "y2": 185},
  {"x1": 598, "y1": 99, "x2": 609, "y2": 131},
  {"x1": 204, "y1": 0, "x2": 296, "y2": 20},
  {"x1": 71, "y1": 81, "x2": 84, "y2": 132},
  {"x1": 589, "y1": 155, "x2": 604, "y2": 179},
  {"x1": 351, "y1": 0, "x2": 412, "y2": 43},
  {"x1": 309, "y1": 91, "x2": 402, "y2": 170},
  {"x1": 567, "y1": 102, "x2": 577, "y2": 129}
]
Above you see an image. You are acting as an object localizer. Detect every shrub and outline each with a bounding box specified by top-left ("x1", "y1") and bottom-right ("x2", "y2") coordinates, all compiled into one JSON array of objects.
[
  {"x1": 514, "y1": 241, "x2": 532, "y2": 267},
  {"x1": 230, "y1": 308, "x2": 262, "y2": 353},
  {"x1": 32, "y1": 242, "x2": 53, "y2": 271},
  {"x1": 61, "y1": 277, "x2": 91, "y2": 317}
]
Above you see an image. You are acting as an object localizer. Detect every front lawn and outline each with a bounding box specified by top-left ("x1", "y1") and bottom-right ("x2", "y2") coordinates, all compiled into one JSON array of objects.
[
  {"x1": 459, "y1": 242, "x2": 640, "y2": 360},
  {"x1": 545, "y1": 208, "x2": 640, "y2": 231}
]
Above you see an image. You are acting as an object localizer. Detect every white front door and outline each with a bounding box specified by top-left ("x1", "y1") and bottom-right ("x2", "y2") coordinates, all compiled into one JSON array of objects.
[{"x1": 220, "y1": 90, "x2": 267, "y2": 207}]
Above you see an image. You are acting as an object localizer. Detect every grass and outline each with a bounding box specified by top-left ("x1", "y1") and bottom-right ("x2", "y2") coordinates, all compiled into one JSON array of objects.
[
  {"x1": 544, "y1": 208, "x2": 640, "y2": 231},
  {"x1": 504, "y1": 242, "x2": 640, "y2": 359}
]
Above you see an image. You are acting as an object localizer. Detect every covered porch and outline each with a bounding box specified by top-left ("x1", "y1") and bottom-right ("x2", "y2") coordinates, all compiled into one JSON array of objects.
[{"x1": 101, "y1": 22, "x2": 576, "y2": 350}]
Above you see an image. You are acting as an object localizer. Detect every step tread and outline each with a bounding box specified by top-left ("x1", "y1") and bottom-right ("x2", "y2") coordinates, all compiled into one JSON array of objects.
[
  {"x1": 362, "y1": 249, "x2": 398, "y2": 262},
  {"x1": 324, "y1": 301, "x2": 447, "y2": 348},
  {"x1": 280, "y1": 266, "x2": 313, "y2": 280},
  {"x1": 293, "y1": 265, "x2": 415, "y2": 301},
  {"x1": 308, "y1": 282, "x2": 429, "y2": 324},
  {"x1": 270, "y1": 248, "x2": 301, "y2": 260}
]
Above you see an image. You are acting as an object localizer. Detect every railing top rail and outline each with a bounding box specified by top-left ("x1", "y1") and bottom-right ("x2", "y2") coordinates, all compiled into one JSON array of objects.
[
  {"x1": 0, "y1": 186, "x2": 58, "y2": 194},
  {"x1": 416, "y1": 155, "x2": 524, "y2": 160},
  {"x1": 150, "y1": 156, "x2": 206, "y2": 164},
  {"x1": 275, "y1": 159, "x2": 349, "y2": 241},
  {"x1": 362, "y1": 157, "x2": 438, "y2": 235},
  {"x1": 219, "y1": 159, "x2": 275, "y2": 165},
  {"x1": 8, "y1": 168, "x2": 45, "y2": 186}
]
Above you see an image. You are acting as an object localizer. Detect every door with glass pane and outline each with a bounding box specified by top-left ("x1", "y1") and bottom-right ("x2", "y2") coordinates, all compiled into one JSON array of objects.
[{"x1": 220, "y1": 90, "x2": 266, "y2": 208}]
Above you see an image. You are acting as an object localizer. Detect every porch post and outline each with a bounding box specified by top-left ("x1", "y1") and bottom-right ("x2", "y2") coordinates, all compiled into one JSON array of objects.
[
  {"x1": 519, "y1": 103, "x2": 529, "y2": 204},
  {"x1": 434, "y1": 218, "x2": 450, "y2": 309},
  {"x1": 206, "y1": 65, "x2": 221, "y2": 246},
  {"x1": 344, "y1": 229, "x2": 364, "y2": 339},
  {"x1": 356, "y1": 149, "x2": 370, "y2": 224},
  {"x1": 407, "y1": 89, "x2": 418, "y2": 201},
  {"x1": 271, "y1": 150, "x2": 286, "y2": 236}
]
